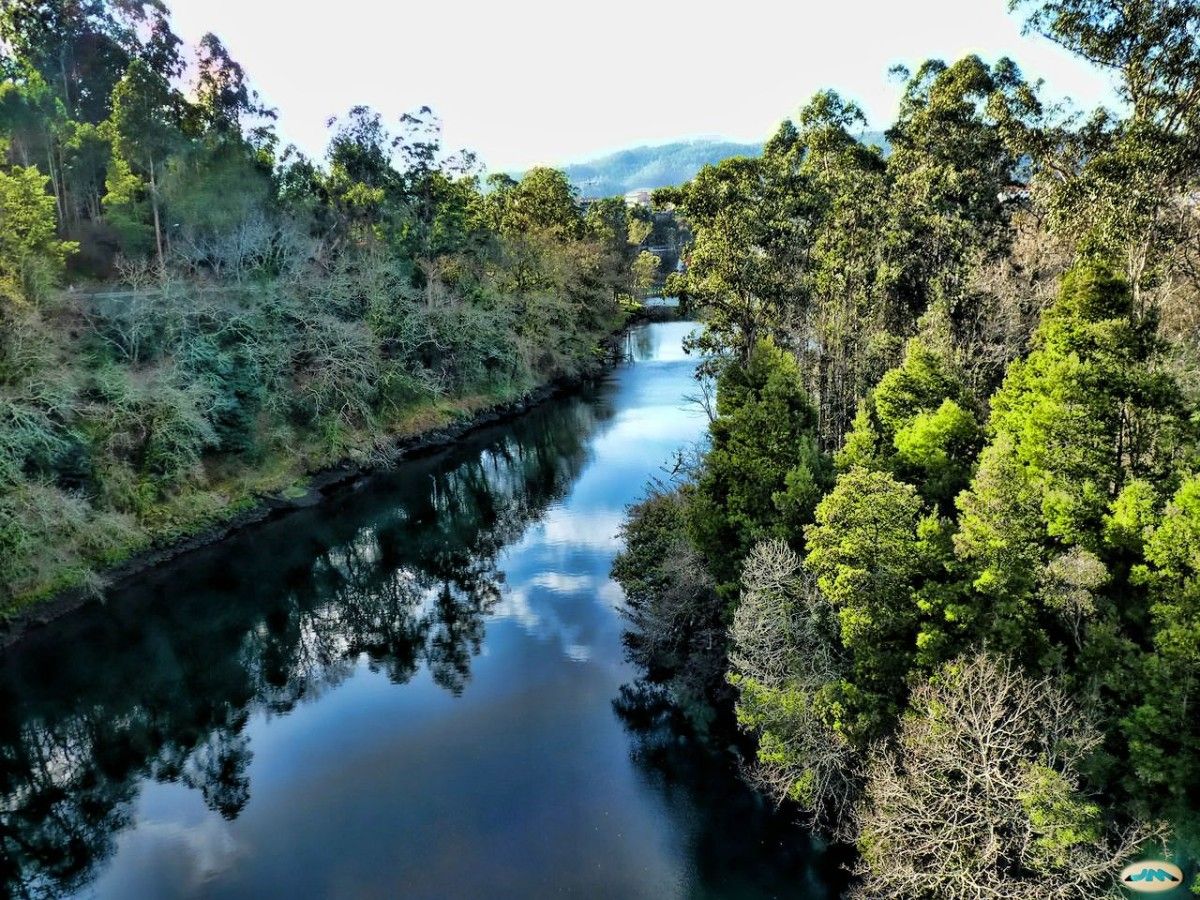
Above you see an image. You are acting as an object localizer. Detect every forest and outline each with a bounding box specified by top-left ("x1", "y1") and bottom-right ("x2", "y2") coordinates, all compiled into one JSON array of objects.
[
  {"x1": 0, "y1": 0, "x2": 662, "y2": 616},
  {"x1": 6, "y1": 0, "x2": 1200, "y2": 895},
  {"x1": 611, "y1": 0, "x2": 1200, "y2": 896}
]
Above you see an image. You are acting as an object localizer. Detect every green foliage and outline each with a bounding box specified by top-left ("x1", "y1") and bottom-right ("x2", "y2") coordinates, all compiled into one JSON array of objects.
[
  {"x1": 1126, "y1": 475, "x2": 1200, "y2": 795},
  {"x1": 803, "y1": 468, "x2": 927, "y2": 739},
  {"x1": 663, "y1": 147, "x2": 813, "y2": 363},
  {"x1": 611, "y1": 0, "x2": 1200, "y2": 892},
  {"x1": 174, "y1": 331, "x2": 264, "y2": 455},
  {"x1": 992, "y1": 264, "x2": 1182, "y2": 539},
  {"x1": 583, "y1": 196, "x2": 629, "y2": 246},
  {"x1": 192, "y1": 32, "x2": 272, "y2": 134},
  {"x1": 497, "y1": 167, "x2": 583, "y2": 241},
  {"x1": 664, "y1": 66, "x2": 1039, "y2": 446},
  {"x1": 61, "y1": 121, "x2": 113, "y2": 221},
  {"x1": 0, "y1": 160, "x2": 75, "y2": 303},
  {"x1": 1019, "y1": 764, "x2": 1105, "y2": 871},
  {"x1": 101, "y1": 145, "x2": 153, "y2": 252},
  {"x1": 893, "y1": 400, "x2": 980, "y2": 504},
  {"x1": 0, "y1": 3, "x2": 632, "y2": 613},
  {"x1": 7, "y1": 0, "x2": 1200, "y2": 890},
  {"x1": 839, "y1": 338, "x2": 982, "y2": 510},
  {"x1": 955, "y1": 262, "x2": 1189, "y2": 668},
  {"x1": 161, "y1": 142, "x2": 274, "y2": 250},
  {"x1": 685, "y1": 339, "x2": 829, "y2": 591},
  {"x1": 630, "y1": 250, "x2": 660, "y2": 298},
  {"x1": 872, "y1": 339, "x2": 965, "y2": 433},
  {"x1": 1013, "y1": 1, "x2": 1200, "y2": 305}
]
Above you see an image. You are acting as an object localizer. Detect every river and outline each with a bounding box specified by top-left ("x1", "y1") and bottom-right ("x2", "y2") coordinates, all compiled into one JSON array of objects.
[{"x1": 0, "y1": 321, "x2": 846, "y2": 899}]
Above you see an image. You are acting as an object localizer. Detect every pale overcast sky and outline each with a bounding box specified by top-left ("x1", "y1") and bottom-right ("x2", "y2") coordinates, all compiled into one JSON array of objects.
[{"x1": 165, "y1": 0, "x2": 1119, "y2": 173}]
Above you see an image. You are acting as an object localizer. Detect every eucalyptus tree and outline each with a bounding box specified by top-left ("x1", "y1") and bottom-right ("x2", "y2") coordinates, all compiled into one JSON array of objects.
[
  {"x1": 193, "y1": 33, "x2": 275, "y2": 137},
  {"x1": 883, "y1": 56, "x2": 1041, "y2": 336},
  {"x1": 0, "y1": 0, "x2": 183, "y2": 123},
  {"x1": 323, "y1": 105, "x2": 399, "y2": 246},
  {"x1": 0, "y1": 66, "x2": 65, "y2": 219},
  {"x1": 1013, "y1": 0, "x2": 1200, "y2": 313},
  {"x1": 656, "y1": 134, "x2": 816, "y2": 365},
  {"x1": 106, "y1": 57, "x2": 183, "y2": 263},
  {"x1": 391, "y1": 106, "x2": 483, "y2": 260},
  {"x1": 790, "y1": 91, "x2": 891, "y2": 445}
]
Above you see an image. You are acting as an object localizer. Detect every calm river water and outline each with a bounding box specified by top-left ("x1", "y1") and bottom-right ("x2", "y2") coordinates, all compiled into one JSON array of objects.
[{"x1": 0, "y1": 321, "x2": 846, "y2": 899}]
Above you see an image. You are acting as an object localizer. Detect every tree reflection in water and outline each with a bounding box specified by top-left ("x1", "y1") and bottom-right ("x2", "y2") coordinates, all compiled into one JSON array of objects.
[
  {"x1": 0, "y1": 393, "x2": 610, "y2": 899},
  {"x1": 612, "y1": 680, "x2": 853, "y2": 898}
]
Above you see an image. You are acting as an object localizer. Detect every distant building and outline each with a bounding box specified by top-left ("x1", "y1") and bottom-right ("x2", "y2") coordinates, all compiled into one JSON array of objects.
[{"x1": 624, "y1": 188, "x2": 653, "y2": 208}]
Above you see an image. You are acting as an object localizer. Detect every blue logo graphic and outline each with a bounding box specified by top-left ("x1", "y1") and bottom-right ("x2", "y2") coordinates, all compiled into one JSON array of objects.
[
  {"x1": 1119, "y1": 859, "x2": 1185, "y2": 893},
  {"x1": 1125, "y1": 868, "x2": 1181, "y2": 884}
]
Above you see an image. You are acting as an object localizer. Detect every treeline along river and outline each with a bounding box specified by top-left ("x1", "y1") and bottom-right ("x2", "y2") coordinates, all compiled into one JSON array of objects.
[{"x1": 0, "y1": 322, "x2": 847, "y2": 899}]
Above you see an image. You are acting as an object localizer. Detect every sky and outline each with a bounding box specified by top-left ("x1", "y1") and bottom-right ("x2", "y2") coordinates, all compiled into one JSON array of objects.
[{"x1": 165, "y1": 0, "x2": 1120, "y2": 173}]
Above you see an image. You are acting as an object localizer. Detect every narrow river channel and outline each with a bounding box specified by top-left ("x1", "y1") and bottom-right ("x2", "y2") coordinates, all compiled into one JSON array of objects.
[{"x1": 0, "y1": 321, "x2": 846, "y2": 899}]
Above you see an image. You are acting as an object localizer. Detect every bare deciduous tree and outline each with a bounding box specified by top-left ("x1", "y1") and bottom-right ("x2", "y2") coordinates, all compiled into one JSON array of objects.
[
  {"x1": 730, "y1": 539, "x2": 860, "y2": 836},
  {"x1": 854, "y1": 651, "x2": 1160, "y2": 900}
]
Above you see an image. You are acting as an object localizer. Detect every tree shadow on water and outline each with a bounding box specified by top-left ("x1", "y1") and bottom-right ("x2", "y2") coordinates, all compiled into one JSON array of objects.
[
  {"x1": 0, "y1": 396, "x2": 612, "y2": 898},
  {"x1": 613, "y1": 679, "x2": 854, "y2": 900}
]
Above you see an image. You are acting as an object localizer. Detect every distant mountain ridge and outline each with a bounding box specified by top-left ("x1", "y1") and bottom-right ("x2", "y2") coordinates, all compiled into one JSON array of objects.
[
  {"x1": 522, "y1": 134, "x2": 890, "y2": 199},
  {"x1": 560, "y1": 140, "x2": 762, "y2": 198}
]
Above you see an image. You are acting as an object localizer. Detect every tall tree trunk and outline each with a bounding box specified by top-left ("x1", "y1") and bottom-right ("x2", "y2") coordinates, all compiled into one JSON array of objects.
[
  {"x1": 59, "y1": 52, "x2": 72, "y2": 119},
  {"x1": 46, "y1": 145, "x2": 65, "y2": 227},
  {"x1": 149, "y1": 155, "x2": 164, "y2": 266}
]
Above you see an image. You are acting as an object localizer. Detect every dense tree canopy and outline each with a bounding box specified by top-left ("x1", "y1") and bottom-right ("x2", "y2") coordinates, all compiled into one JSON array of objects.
[
  {"x1": 613, "y1": 0, "x2": 1200, "y2": 895},
  {"x1": 685, "y1": 338, "x2": 828, "y2": 591}
]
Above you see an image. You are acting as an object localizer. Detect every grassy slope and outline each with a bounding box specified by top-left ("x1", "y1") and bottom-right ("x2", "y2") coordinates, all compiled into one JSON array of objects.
[{"x1": 5, "y1": 381, "x2": 538, "y2": 619}]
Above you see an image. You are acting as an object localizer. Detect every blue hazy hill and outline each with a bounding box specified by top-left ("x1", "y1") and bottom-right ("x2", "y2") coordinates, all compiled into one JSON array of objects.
[
  {"x1": 561, "y1": 140, "x2": 761, "y2": 198},
  {"x1": 522, "y1": 133, "x2": 890, "y2": 198}
]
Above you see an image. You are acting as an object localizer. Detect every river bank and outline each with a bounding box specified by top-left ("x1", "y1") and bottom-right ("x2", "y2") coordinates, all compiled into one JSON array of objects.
[
  {"x1": 1, "y1": 320, "x2": 666, "y2": 647},
  {"x1": 0, "y1": 378, "x2": 555, "y2": 646}
]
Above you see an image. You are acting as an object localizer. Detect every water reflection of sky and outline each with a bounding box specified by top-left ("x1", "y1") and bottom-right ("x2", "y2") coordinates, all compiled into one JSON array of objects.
[
  {"x1": 489, "y1": 324, "x2": 707, "y2": 670},
  {"x1": 1, "y1": 322, "x2": 846, "y2": 900}
]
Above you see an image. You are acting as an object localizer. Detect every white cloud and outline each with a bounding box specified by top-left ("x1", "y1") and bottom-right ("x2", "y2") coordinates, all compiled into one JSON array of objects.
[
  {"x1": 490, "y1": 586, "x2": 542, "y2": 630},
  {"x1": 537, "y1": 509, "x2": 625, "y2": 552},
  {"x1": 113, "y1": 816, "x2": 245, "y2": 891},
  {"x1": 530, "y1": 572, "x2": 599, "y2": 593}
]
